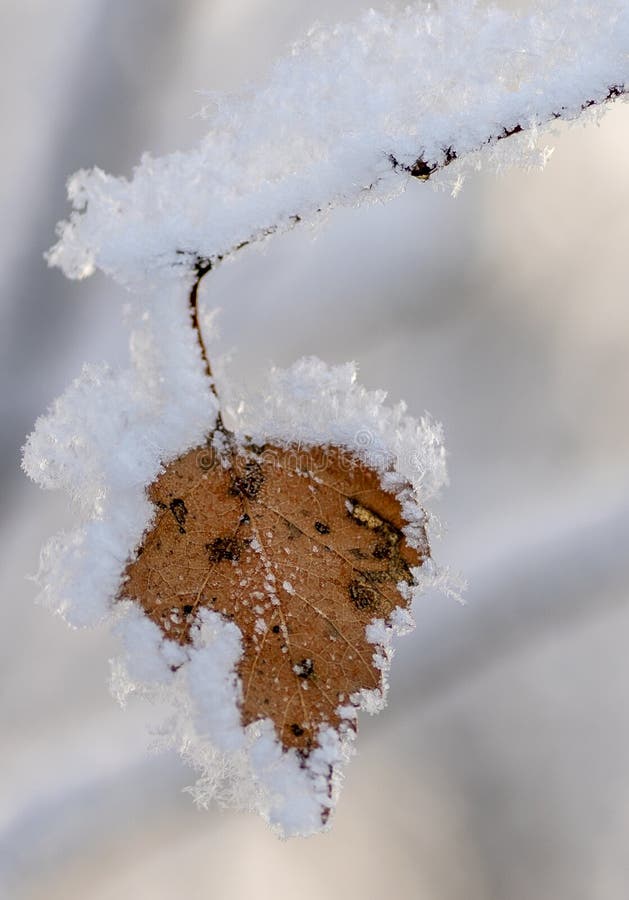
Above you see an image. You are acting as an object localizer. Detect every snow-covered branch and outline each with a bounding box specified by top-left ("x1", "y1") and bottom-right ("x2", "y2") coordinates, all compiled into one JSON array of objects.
[{"x1": 47, "y1": 1, "x2": 628, "y2": 286}]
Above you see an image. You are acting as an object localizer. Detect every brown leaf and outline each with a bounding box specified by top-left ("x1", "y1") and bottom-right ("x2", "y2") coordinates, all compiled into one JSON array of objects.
[{"x1": 120, "y1": 440, "x2": 428, "y2": 758}]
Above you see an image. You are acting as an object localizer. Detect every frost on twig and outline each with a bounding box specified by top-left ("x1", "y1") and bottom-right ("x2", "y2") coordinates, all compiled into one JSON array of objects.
[
  {"x1": 46, "y1": 0, "x2": 628, "y2": 284},
  {"x1": 22, "y1": 0, "x2": 628, "y2": 836}
]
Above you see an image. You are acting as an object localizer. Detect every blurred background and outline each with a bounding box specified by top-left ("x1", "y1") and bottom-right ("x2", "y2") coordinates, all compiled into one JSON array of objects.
[{"x1": 2, "y1": 1, "x2": 629, "y2": 897}]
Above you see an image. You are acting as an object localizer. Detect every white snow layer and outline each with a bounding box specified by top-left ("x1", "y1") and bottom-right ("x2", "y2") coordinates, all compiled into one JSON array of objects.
[
  {"x1": 23, "y1": 0, "x2": 625, "y2": 835},
  {"x1": 47, "y1": 0, "x2": 628, "y2": 285}
]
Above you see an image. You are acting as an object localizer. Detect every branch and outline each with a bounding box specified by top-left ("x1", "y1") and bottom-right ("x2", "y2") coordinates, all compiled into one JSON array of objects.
[
  {"x1": 47, "y1": 2, "x2": 629, "y2": 285},
  {"x1": 182, "y1": 81, "x2": 626, "y2": 280}
]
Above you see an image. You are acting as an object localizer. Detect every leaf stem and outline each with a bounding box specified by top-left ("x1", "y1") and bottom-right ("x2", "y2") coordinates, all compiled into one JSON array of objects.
[
  {"x1": 189, "y1": 256, "x2": 213, "y2": 381},
  {"x1": 188, "y1": 256, "x2": 231, "y2": 437}
]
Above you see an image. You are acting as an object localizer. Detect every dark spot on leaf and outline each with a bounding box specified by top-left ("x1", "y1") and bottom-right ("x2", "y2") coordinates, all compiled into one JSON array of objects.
[
  {"x1": 183, "y1": 604, "x2": 193, "y2": 615},
  {"x1": 314, "y1": 521, "x2": 330, "y2": 534},
  {"x1": 349, "y1": 578, "x2": 378, "y2": 611},
  {"x1": 230, "y1": 460, "x2": 264, "y2": 499},
  {"x1": 207, "y1": 536, "x2": 241, "y2": 562},
  {"x1": 359, "y1": 569, "x2": 388, "y2": 584},
  {"x1": 373, "y1": 539, "x2": 393, "y2": 559},
  {"x1": 169, "y1": 498, "x2": 188, "y2": 533},
  {"x1": 291, "y1": 723, "x2": 305, "y2": 737},
  {"x1": 295, "y1": 658, "x2": 314, "y2": 679},
  {"x1": 272, "y1": 624, "x2": 281, "y2": 634}
]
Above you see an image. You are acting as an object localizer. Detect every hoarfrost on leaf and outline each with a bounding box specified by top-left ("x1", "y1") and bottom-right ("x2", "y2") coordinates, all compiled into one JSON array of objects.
[
  {"x1": 118, "y1": 425, "x2": 438, "y2": 833},
  {"x1": 23, "y1": 261, "x2": 447, "y2": 834}
]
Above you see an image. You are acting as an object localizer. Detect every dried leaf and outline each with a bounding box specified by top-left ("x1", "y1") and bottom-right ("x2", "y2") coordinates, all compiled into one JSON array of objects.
[{"x1": 120, "y1": 439, "x2": 428, "y2": 758}]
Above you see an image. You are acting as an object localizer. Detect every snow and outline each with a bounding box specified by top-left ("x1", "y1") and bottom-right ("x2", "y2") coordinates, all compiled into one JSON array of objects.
[
  {"x1": 187, "y1": 611, "x2": 245, "y2": 753},
  {"x1": 248, "y1": 722, "x2": 347, "y2": 836},
  {"x1": 46, "y1": 1, "x2": 629, "y2": 286}
]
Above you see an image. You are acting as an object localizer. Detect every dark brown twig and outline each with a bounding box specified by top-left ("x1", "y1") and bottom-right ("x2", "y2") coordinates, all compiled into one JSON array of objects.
[
  {"x1": 188, "y1": 256, "x2": 213, "y2": 382},
  {"x1": 187, "y1": 255, "x2": 232, "y2": 438}
]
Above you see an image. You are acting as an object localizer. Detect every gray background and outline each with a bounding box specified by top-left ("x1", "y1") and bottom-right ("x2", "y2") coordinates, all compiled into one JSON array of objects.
[{"x1": 2, "y1": 1, "x2": 629, "y2": 897}]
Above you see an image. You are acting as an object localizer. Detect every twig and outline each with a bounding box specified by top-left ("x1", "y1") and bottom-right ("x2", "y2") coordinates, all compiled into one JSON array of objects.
[
  {"x1": 187, "y1": 255, "x2": 231, "y2": 438},
  {"x1": 180, "y1": 82, "x2": 626, "y2": 279}
]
